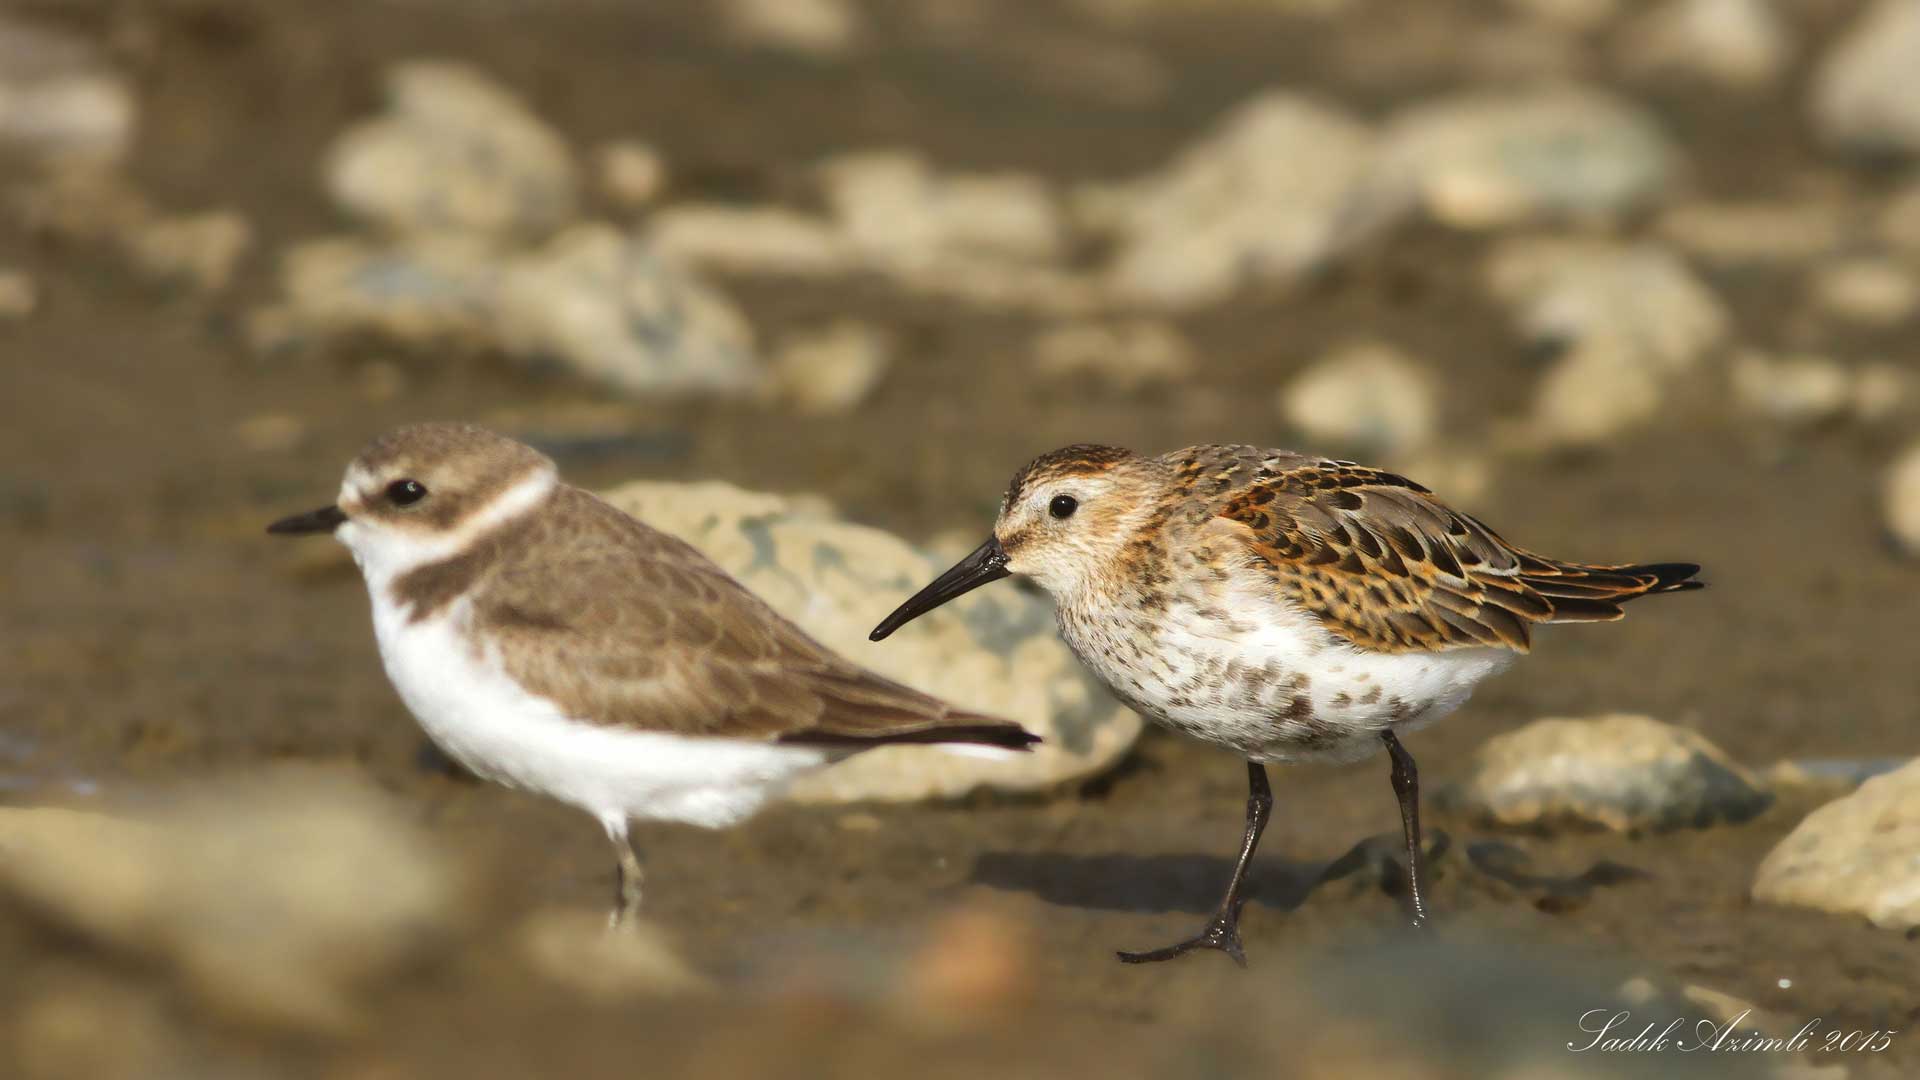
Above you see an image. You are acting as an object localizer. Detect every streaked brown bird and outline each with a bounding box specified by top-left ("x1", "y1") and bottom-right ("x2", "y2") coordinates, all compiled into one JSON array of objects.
[
  {"x1": 872, "y1": 443, "x2": 1699, "y2": 964},
  {"x1": 269, "y1": 423, "x2": 1037, "y2": 924}
]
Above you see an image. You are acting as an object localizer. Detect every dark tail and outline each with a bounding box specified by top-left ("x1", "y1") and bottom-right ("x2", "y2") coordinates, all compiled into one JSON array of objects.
[{"x1": 1519, "y1": 560, "x2": 1703, "y2": 623}]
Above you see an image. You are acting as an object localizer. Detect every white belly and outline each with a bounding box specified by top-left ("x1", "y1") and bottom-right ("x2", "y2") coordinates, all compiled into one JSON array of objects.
[
  {"x1": 368, "y1": 594, "x2": 830, "y2": 829},
  {"x1": 1061, "y1": 589, "x2": 1515, "y2": 764}
]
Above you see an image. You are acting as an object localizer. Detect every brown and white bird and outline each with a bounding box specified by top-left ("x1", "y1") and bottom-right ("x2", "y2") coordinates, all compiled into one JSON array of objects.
[
  {"x1": 871, "y1": 444, "x2": 1699, "y2": 965},
  {"x1": 269, "y1": 423, "x2": 1037, "y2": 924}
]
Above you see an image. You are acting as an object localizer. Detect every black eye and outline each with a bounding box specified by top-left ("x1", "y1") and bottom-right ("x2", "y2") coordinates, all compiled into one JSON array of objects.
[
  {"x1": 1049, "y1": 494, "x2": 1078, "y2": 519},
  {"x1": 386, "y1": 479, "x2": 428, "y2": 506}
]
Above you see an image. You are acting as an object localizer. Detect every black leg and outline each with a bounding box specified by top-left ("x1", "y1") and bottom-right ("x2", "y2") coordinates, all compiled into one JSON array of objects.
[
  {"x1": 1118, "y1": 762, "x2": 1273, "y2": 967},
  {"x1": 1381, "y1": 732, "x2": 1430, "y2": 930}
]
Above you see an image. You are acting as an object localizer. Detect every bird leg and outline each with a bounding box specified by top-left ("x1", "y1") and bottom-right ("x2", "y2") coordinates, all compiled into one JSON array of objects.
[
  {"x1": 1381, "y1": 731, "x2": 1430, "y2": 930},
  {"x1": 603, "y1": 817, "x2": 645, "y2": 930},
  {"x1": 1118, "y1": 761, "x2": 1272, "y2": 967}
]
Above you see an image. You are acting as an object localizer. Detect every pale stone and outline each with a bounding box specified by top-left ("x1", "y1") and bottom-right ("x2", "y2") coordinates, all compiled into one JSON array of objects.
[
  {"x1": 1658, "y1": 200, "x2": 1848, "y2": 265},
  {"x1": 516, "y1": 909, "x2": 707, "y2": 1000},
  {"x1": 1278, "y1": 341, "x2": 1440, "y2": 454},
  {"x1": 1811, "y1": 0, "x2": 1920, "y2": 156},
  {"x1": 722, "y1": 0, "x2": 862, "y2": 57},
  {"x1": 648, "y1": 204, "x2": 857, "y2": 276},
  {"x1": 821, "y1": 150, "x2": 1064, "y2": 271},
  {"x1": 1754, "y1": 758, "x2": 1920, "y2": 929},
  {"x1": 1617, "y1": 0, "x2": 1791, "y2": 90},
  {"x1": 1370, "y1": 87, "x2": 1676, "y2": 229},
  {"x1": 0, "y1": 269, "x2": 38, "y2": 319},
  {"x1": 125, "y1": 209, "x2": 253, "y2": 292},
  {"x1": 0, "y1": 16, "x2": 135, "y2": 163},
  {"x1": 1030, "y1": 319, "x2": 1197, "y2": 390},
  {"x1": 324, "y1": 60, "x2": 578, "y2": 237},
  {"x1": 598, "y1": 481, "x2": 1143, "y2": 802},
  {"x1": 767, "y1": 320, "x2": 892, "y2": 415},
  {"x1": 1445, "y1": 714, "x2": 1771, "y2": 832},
  {"x1": 0, "y1": 769, "x2": 465, "y2": 1033},
  {"x1": 1809, "y1": 258, "x2": 1919, "y2": 327},
  {"x1": 495, "y1": 225, "x2": 762, "y2": 396},
  {"x1": 596, "y1": 139, "x2": 668, "y2": 208},
  {"x1": 1079, "y1": 91, "x2": 1377, "y2": 309},
  {"x1": 1885, "y1": 441, "x2": 1920, "y2": 558},
  {"x1": 1729, "y1": 351, "x2": 1854, "y2": 428}
]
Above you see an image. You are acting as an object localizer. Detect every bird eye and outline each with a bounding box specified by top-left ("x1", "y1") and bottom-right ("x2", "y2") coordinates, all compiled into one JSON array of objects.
[
  {"x1": 386, "y1": 479, "x2": 428, "y2": 507},
  {"x1": 1049, "y1": 494, "x2": 1078, "y2": 519}
]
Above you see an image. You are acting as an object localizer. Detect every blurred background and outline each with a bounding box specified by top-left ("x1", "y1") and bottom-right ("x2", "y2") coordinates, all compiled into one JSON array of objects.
[{"x1": 1, "y1": 0, "x2": 1916, "y2": 1076}]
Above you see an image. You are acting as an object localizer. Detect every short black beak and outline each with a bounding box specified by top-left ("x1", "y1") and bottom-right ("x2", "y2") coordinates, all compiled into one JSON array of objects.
[
  {"x1": 870, "y1": 537, "x2": 1011, "y2": 642},
  {"x1": 266, "y1": 505, "x2": 347, "y2": 536}
]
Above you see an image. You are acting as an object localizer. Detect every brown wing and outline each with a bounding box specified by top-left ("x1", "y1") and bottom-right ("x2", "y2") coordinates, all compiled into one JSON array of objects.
[
  {"x1": 1215, "y1": 461, "x2": 1700, "y2": 654},
  {"x1": 459, "y1": 487, "x2": 1036, "y2": 749}
]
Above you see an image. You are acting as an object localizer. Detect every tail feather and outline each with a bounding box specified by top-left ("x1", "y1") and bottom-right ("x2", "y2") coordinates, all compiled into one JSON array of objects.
[{"x1": 1520, "y1": 560, "x2": 1702, "y2": 624}]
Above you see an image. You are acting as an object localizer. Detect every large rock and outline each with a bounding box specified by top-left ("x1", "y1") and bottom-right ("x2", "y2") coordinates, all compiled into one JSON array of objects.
[
  {"x1": 1366, "y1": 86, "x2": 1676, "y2": 229},
  {"x1": 598, "y1": 481, "x2": 1143, "y2": 802},
  {"x1": 1616, "y1": 0, "x2": 1790, "y2": 90},
  {"x1": 325, "y1": 61, "x2": 578, "y2": 238},
  {"x1": 1277, "y1": 341, "x2": 1439, "y2": 454},
  {"x1": 1444, "y1": 714, "x2": 1771, "y2": 832},
  {"x1": 254, "y1": 226, "x2": 764, "y2": 398},
  {"x1": 1753, "y1": 759, "x2": 1920, "y2": 929},
  {"x1": 1811, "y1": 0, "x2": 1920, "y2": 157},
  {"x1": 821, "y1": 150, "x2": 1064, "y2": 272},
  {"x1": 1076, "y1": 91, "x2": 1377, "y2": 309},
  {"x1": 496, "y1": 225, "x2": 761, "y2": 397},
  {"x1": 1486, "y1": 237, "x2": 1728, "y2": 446},
  {"x1": 0, "y1": 769, "x2": 465, "y2": 1033},
  {"x1": 0, "y1": 16, "x2": 134, "y2": 164},
  {"x1": 1887, "y1": 441, "x2": 1920, "y2": 558}
]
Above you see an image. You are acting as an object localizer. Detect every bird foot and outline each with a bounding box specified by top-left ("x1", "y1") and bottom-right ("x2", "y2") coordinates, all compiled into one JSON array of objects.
[{"x1": 1116, "y1": 913, "x2": 1247, "y2": 967}]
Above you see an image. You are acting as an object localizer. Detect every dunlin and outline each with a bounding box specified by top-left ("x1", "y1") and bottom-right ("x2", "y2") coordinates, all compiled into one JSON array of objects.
[
  {"x1": 871, "y1": 444, "x2": 1699, "y2": 964},
  {"x1": 270, "y1": 423, "x2": 1038, "y2": 924}
]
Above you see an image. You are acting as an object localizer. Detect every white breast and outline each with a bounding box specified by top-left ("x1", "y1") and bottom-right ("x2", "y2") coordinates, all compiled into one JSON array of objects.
[
  {"x1": 1060, "y1": 580, "x2": 1514, "y2": 764},
  {"x1": 362, "y1": 584, "x2": 830, "y2": 831}
]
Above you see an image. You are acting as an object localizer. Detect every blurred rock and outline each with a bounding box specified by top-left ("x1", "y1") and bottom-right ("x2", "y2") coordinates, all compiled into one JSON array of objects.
[
  {"x1": 1811, "y1": 0, "x2": 1920, "y2": 157},
  {"x1": 497, "y1": 225, "x2": 762, "y2": 396},
  {"x1": 325, "y1": 60, "x2": 578, "y2": 238},
  {"x1": 1658, "y1": 200, "x2": 1847, "y2": 265},
  {"x1": 0, "y1": 768, "x2": 465, "y2": 1033},
  {"x1": 1445, "y1": 714, "x2": 1771, "y2": 832},
  {"x1": 1766, "y1": 758, "x2": 1910, "y2": 799},
  {"x1": 1616, "y1": 0, "x2": 1790, "y2": 90},
  {"x1": 11, "y1": 974, "x2": 188, "y2": 1080},
  {"x1": 0, "y1": 16, "x2": 135, "y2": 164},
  {"x1": 125, "y1": 208, "x2": 253, "y2": 292},
  {"x1": 822, "y1": 150, "x2": 1064, "y2": 272},
  {"x1": 1278, "y1": 340, "x2": 1439, "y2": 454},
  {"x1": 1030, "y1": 319, "x2": 1197, "y2": 390},
  {"x1": 516, "y1": 909, "x2": 708, "y2": 1001},
  {"x1": 1753, "y1": 758, "x2": 1920, "y2": 929},
  {"x1": 252, "y1": 233, "x2": 503, "y2": 353},
  {"x1": 0, "y1": 268, "x2": 38, "y2": 319},
  {"x1": 599, "y1": 481, "x2": 1143, "y2": 801},
  {"x1": 897, "y1": 904, "x2": 1036, "y2": 1027},
  {"x1": 1808, "y1": 257, "x2": 1919, "y2": 327},
  {"x1": 12, "y1": 165, "x2": 251, "y2": 293},
  {"x1": 1076, "y1": 91, "x2": 1376, "y2": 309},
  {"x1": 1886, "y1": 441, "x2": 1920, "y2": 558},
  {"x1": 596, "y1": 139, "x2": 668, "y2": 208},
  {"x1": 1367, "y1": 86, "x2": 1675, "y2": 229},
  {"x1": 767, "y1": 320, "x2": 892, "y2": 415},
  {"x1": 648, "y1": 204, "x2": 857, "y2": 275},
  {"x1": 723, "y1": 0, "x2": 862, "y2": 57},
  {"x1": 1851, "y1": 362, "x2": 1912, "y2": 423},
  {"x1": 1385, "y1": 445, "x2": 1494, "y2": 504},
  {"x1": 1730, "y1": 351, "x2": 1854, "y2": 428},
  {"x1": 1487, "y1": 238, "x2": 1728, "y2": 446}
]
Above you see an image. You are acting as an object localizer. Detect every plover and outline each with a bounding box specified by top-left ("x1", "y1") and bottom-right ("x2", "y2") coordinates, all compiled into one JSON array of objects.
[
  {"x1": 269, "y1": 423, "x2": 1038, "y2": 924},
  {"x1": 871, "y1": 444, "x2": 1699, "y2": 964}
]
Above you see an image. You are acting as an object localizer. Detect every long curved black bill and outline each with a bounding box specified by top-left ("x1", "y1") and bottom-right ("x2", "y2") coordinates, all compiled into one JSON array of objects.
[
  {"x1": 266, "y1": 505, "x2": 347, "y2": 536},
  {"x1": 870, "y1": 537, "x2": 1010, "y2": 641}
]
